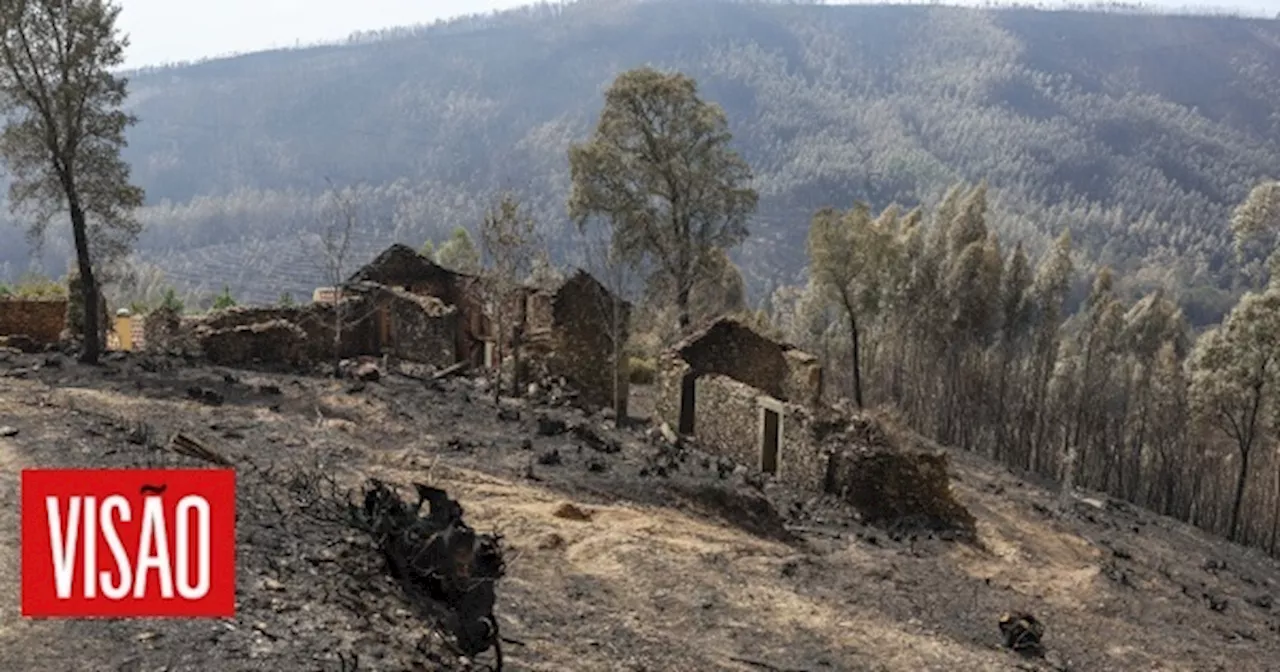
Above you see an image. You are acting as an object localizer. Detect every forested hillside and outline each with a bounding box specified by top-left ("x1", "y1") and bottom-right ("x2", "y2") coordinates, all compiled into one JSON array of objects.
[{"x1": 3, "y1": 0, "x2": 1280, "y2": 318}]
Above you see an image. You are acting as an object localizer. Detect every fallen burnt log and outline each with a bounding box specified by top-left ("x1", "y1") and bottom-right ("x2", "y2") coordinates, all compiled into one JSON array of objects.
[{"x1": 348, "y1": 479, "x2": 506, "y2": 667}]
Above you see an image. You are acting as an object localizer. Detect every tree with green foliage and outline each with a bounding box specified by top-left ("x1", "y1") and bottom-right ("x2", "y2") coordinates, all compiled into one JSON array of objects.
[
  {"x1": 158, "y1": 286, "x2": 183, "y2": 314},
  {"x1": 1189, "y1": 288, "x2": 1280, "y2": 542},
  {"x1": 1231, "y1": 179, "x2": 1280, "y2": 287},
  {"x1": 806, "y1": 202, "x2": 902, "y2": 408},
  {"x1": 211, "y1": 285, "x2": 236, "y2": 310},
  {"x1": 568, "y1": 67, "x2": 758, "y2": 333},
  {"x1": 0, "y1": 0, "x2": 143, "y2": 363},
  {"x1": 436, "y1": 226, "x2": 481, "y2": 274},
  {"x1": 420, "y1": 239, "x2": 435, "y2": 260},
  {"x1": 279, "y1": 291, "x2": 295, "y2": 307}
]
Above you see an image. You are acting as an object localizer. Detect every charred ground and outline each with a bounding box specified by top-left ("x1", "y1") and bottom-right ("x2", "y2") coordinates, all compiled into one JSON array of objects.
[{"x1": 1, "y1": 350, "x2": 1279, "y2": 671}]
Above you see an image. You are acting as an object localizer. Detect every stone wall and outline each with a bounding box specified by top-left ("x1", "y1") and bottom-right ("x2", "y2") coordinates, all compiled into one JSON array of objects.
[
  {"x1": 372, "y1": 287, "x2": 458, "y2": 368},
  {"x1": 197, "y1": 320, "x2": 307, "y2": 367},
  {"x1": 180, "y1": 300, "x2": 380, "y2": 363},
  {"x1": 653, "y1": 353, "x2": 689, "y2": 430},
  {"x1": 138, "y1": 306, "x2": 185, "y2": 353},
  {"x1": 691, "y1": 374, "x2": 828, "y2": 490},
  {"x1": 677, "y1": 318, "x2": 822, "y2": 405},
  {"x1": 818, "y1": 412, "x2": 975, "y2": 532},
  {"x1": 0, "y1": 298, "x2": 67, "y2": 344},
  {"x1": 543, "y1": 272, "x2": 630, "y2": 414}
]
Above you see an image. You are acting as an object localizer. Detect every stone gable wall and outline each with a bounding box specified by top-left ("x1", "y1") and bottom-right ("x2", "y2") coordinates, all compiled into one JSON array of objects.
[
  {"x1": 678, "y1": 320, "x2": 822, "y2": 406},
  {"x1": 691, "y1": 374, "x2": 763, "y2": 468},
  {"x1": 544, "y1": 274, "x2": 629, "y2": 413},
  {"x1": 0, "y1": 298, "x2": 67, "y2": 344}
]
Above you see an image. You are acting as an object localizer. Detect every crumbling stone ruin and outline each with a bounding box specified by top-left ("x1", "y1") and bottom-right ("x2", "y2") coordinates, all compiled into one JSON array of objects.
[
  {"x1": 347, "y1": 244, "x2": 488, "y2": 367},
  {"x1": 348, "y1": 244, "x2": 630, "y2": 407},
  {"x1": 350, "y1": 480, "x2": 506, "y2": 666},
  {"x1": 517, "y1": 270, "x2": 631, "y2": 414},
  {"x1": 196, "y1": 319, "x2": 308, "y2": 366},
  {"x1": 655, "y1": 317, "x2": 973, "y2": 532},
  {"x1": 654, "y1": 318, "x2": 826, "y2": 489},
  {"x1": 136, "y1": 304, "x2": 184, "y2": 353}
]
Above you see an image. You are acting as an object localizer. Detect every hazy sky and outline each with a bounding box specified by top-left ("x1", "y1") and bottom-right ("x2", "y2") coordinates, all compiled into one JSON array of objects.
[{"x1": 116, "y1": 0, "x2": 1276, "y2": 68}]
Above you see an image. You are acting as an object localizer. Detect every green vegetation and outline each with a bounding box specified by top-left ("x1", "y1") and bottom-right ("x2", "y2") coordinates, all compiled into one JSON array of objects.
[
  {"x1": 627, "y1": 356, "x2": 656, "y2": 385},
  {"x1": 212, "y1": 285, "x2": 237, "y2": 310}
]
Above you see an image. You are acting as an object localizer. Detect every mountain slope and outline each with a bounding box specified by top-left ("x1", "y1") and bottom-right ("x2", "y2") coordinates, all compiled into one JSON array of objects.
[
  {"x1": 4, "y1": 1, "x2": 1280, "y2": 316},
  {"x1": 2, "y1": 351, "x2": 1280, "y2": 670}
]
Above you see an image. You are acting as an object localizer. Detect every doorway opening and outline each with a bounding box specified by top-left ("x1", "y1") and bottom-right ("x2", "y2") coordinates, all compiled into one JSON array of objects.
[
  {"x1": 761, "y1": 407, "x2": 780, "y2": 475},
  {"x1": 678, "y1": 372, "x2": 697, "y2": 435}
]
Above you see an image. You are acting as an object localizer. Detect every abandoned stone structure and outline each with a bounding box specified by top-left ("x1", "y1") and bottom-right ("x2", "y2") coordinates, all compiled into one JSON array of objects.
[
  {"x1": 0, "y1": 297, "x2": 68, "y2": 347},
  {"x1": 654, "y1": 318, "x2": 825, "y2": 490},
  {"x1": 347, "y1": 244, "x2": 488, "y2": 367},
  {"x1": 346, "y1": 244, "x2": 630, "y2": 409},
  {"x1": 141, "y1": 284, "x2": 458, "y2": 369},
  {"x1": 132, "y1": 243, "x2": 625, "y2": 387},
  {"x1": 654, "y1": 317, "x2": 971, "y2": 530},
  {"x1": 517, "y1": 270, "x2": 631, "y2": 414}
]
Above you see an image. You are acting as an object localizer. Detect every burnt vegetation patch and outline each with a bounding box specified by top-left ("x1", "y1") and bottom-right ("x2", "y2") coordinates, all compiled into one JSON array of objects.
[{"x1": 346, "y1": 479, "x2": 507, "y2": 668}]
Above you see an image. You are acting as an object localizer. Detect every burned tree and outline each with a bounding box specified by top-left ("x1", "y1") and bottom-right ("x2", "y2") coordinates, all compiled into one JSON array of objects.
[
  {"x1": 350, "y1": 480, "x2": 506, "y2": 666},
  {"x1": 479, "y1": 192, "x2": 541, "y2": 401},
  {"x1": 306, "y1": 180, "x2": 367, "y2": 377}
]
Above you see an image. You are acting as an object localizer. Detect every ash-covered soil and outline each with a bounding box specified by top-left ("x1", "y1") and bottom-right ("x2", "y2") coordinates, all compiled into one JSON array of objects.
[{"x1": 2, "y1": 349, "x2": 1280, "y2": 671}]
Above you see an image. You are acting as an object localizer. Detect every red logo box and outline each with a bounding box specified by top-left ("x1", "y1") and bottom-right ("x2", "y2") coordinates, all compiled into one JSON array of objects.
[{"x1": 21, "y1": 469, "x2": 236, "y2": 618}]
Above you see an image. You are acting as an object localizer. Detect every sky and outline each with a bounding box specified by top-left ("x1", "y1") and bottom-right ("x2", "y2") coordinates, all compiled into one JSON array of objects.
[{"x1": 116, "y1": 0, "x2": 1277, "y2": 69}]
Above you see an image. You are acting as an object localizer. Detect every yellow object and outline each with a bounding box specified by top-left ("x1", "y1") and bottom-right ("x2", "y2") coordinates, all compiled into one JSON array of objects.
[{"x1": 115, "y1": 314, "x2": 133, "y2": 351}]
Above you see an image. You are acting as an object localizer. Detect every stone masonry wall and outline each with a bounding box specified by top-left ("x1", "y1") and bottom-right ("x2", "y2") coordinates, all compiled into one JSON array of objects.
[
  {"x1": 678, "y1": 319, "x2": 821, "y2": 406},
  {"x1": 377, "y1": 288, "x2": 458, "y2": 368},
  {"x1": 692, "y1": 374, "x2": 828, "y2": 490},
  {"x1": 653, "y1": 354, "x2": 690, "y2": 430},
  {"x1": 0, "y1": 298, "x2": 67, "y2": 344},
  {"x1": 692, "y1": 374, "x2": 760, "y2": 468},
  {"x1": 198, "y1": 320, "x2": 307, "y2": 367},
  {"x1": 543, "y1": 273, "x2": 630, "y2": 414}
]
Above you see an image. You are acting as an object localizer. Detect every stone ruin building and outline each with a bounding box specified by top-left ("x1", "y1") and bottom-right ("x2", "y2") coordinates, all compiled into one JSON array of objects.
[
  {"x1": 346, "y1": 244, "x2": 630, "y2": 412},
  {"x1": 654, "y1": 317, "x2": 974, "y2": 531},
  {"x1": 654, "y1": 317, "x2": 826, "y2": 490},
  {"x1": 134, "y1": 243, "x2": 630, "y2": 412}
]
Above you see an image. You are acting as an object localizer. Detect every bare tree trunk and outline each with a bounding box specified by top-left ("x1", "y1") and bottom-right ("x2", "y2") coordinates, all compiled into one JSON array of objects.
[
  {"x1": 510, "y1": 294, "x2": 525, "y2": 398},
  {"x1": 1231, "y1": 381, "x2": 1265, "y2": 541},
  {"x1": 849, "y1": 312, "x2": 863, "y2": 408},
  {"x1": 493, "y1": 306, "x2": 504, "y2": 405},
  {"x1": 677, "y1": 284, "x2": 692, "y2": 332},
  {"x1": 68, "y1": 198, "x2": 101, "y2": 364}
]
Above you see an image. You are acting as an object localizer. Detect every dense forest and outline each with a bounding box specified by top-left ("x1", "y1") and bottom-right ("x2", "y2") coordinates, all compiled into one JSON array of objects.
[{"x1": 3, "y1": 0, "x2": 1280, "y2": 317}]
